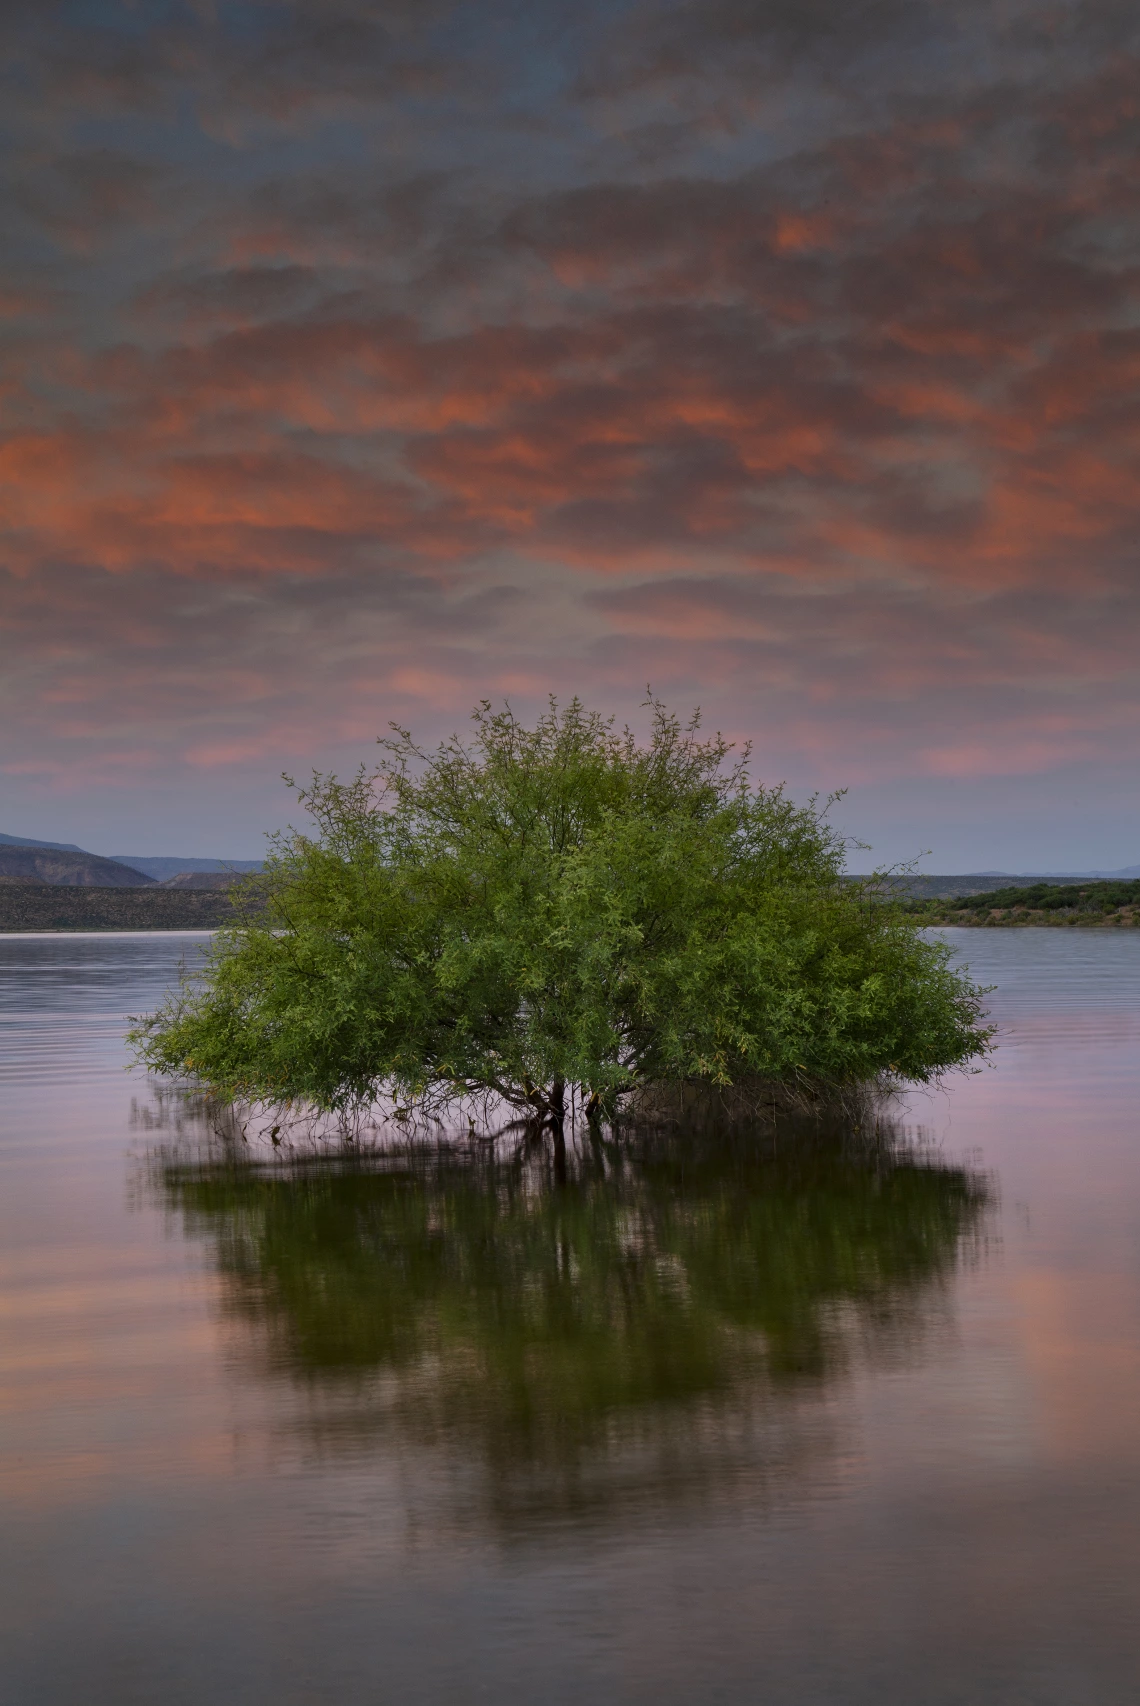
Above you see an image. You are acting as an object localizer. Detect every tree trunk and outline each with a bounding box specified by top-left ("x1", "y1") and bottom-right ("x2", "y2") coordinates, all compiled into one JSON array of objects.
[{"x1": 549, "y1": 1078, "x2": 566, "y2": 1183}]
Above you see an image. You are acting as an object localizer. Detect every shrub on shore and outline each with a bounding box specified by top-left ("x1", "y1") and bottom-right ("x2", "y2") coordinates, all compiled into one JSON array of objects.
[{"x1": 904, "y1": 878, "x2": 1140, "y2": 928}]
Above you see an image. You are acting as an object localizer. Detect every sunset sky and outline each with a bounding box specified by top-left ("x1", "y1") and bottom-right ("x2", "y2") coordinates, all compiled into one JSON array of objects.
[{"x1": 2, "y1": 0, "x2": 1138, "y2": 866}]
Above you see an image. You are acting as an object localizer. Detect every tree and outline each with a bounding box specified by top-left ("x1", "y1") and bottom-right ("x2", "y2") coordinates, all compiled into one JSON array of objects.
[{"x1": 132, "y1": 696, "x2": 990, "y2": 1125}]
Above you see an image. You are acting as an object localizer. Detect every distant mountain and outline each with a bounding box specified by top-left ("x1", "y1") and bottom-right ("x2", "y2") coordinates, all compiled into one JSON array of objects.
[
  {"x1": 852, "y1": 868, "x2": 1140, "y2": 880},
  {"x1": 0, "y1": 846, "x2": 155, "y2": 888},
  {"x1": 851, "y1": 868, "x2": 1140, "y2": 900},
  {"x1": 1024, "y1": 866, "x2": 1140, "y2": 878},
  {"x1": 110, "y1": 856, "x2": 264, "y2": 880},
  {"x1": 158, "y1": 870, "x2": 248, "y2": 889},
  {"x1": 0, "y1": 832, "x2": 85, "y2": 852},
  {"x1": 850, "y1": 873, "x2": 1017, "y2": 900}
]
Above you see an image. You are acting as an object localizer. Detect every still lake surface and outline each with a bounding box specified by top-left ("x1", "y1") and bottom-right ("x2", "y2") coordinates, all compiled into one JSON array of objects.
[{"x1": 1, "y1": 928, "x2": 1139, "y2": 1704}]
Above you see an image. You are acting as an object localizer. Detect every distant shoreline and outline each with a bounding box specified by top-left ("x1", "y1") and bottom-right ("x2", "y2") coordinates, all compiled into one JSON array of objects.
[
  {"x1": 895, "y1": 876, "x2": 1139, "y2": 930},
  {"x1": 2, "y1": 881, "x2": 1137, "y2": 933},
  {"x1": 0, "y1": 886, "x2": 249, "y2": 933},
  {"x1": 0, "y1": 929, "x2": 217, "y2": 938},
  {"x1": 928, "y1": 917, "x2": 1140, "y2": 929}
]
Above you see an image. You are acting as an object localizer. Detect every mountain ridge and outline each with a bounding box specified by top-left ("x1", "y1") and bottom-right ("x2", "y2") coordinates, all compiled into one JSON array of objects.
[
  {"x1": 108, "y1": 855, "x2": 264, "y2": 879},
  {"x1": 0, "y1": 832, "x2": 85, "y2": 853},
  {"x1": 2, "y1": 835, "x2": 263, "y2": 883},
  {"x1": 0, "y1": 847, "x2": 157, "y2": 888}
]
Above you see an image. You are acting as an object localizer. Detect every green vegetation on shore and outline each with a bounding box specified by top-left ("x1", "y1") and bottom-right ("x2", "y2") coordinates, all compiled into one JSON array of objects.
[
  {"x1": 133, "y1": 697, "x2": 989, "y2": 1124},
  {"x1": 902, "y1": 878, "x2": 1140, "y2": 927}
]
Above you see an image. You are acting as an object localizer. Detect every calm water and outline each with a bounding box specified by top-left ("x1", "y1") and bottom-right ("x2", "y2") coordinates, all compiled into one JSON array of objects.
[{"x1": 2, "y1": 929, "x2": 1139, "y2": 1704}]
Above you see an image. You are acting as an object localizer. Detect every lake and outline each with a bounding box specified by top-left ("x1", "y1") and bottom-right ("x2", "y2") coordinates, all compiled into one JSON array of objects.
[{"x1": 2, "y1": 928, "x2": 1139, "y2": 1704}]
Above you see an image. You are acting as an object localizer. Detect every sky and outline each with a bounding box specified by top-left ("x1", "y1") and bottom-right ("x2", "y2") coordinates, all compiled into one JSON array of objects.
[{"x1": 1, "y1": 0, "x2": 1138, "y2": 867}]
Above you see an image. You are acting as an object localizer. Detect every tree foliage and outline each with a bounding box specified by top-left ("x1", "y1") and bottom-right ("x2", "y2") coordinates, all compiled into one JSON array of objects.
[{"x1": 132, "y1": 697, "x2": 991, "y2": 1121}]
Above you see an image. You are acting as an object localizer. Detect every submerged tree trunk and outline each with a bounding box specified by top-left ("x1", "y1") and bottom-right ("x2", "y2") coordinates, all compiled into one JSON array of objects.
[{"x1": 549, "y1": 1077, "x2": 566, "y2": 1183}]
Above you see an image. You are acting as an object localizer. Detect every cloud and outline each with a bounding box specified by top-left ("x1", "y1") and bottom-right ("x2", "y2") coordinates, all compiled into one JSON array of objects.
[{"x1": 0, "y1": 0, "x2": 1138, "y2": 857}]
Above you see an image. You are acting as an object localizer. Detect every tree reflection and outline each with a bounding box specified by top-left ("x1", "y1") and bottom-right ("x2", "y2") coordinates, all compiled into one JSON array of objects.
[{"x1": 144, "y1": 1108, "x2": 988, "y2": 1528}]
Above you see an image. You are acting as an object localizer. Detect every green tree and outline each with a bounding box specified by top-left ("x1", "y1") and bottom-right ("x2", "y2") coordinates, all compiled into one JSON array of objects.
[{"x1": 132, "y1": 697, "x2": 990, "y2": 1123}]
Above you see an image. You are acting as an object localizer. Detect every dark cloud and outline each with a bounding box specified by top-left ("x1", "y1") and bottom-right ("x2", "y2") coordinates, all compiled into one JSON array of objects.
[
  {"x1": 5, "y1": 148, "x2": 174, "y2": 250},
  {"x1": 134, "y1": 264, "x2": 322, "y2": 332},
  {"x1": 2, "y1": 1, "x2": 465, "y2": 127},
  {"x1": 577, "y1": 0, "x2": 930, "y2": 98}
]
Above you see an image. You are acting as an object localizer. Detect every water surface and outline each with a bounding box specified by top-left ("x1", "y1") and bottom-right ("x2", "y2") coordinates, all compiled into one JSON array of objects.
[{"x1": 2, "y1": 929, "x2": 1139, "y2": 1704}]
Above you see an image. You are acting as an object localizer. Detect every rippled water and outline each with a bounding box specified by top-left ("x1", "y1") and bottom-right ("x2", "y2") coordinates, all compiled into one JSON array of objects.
[{"x1": 2, "y1": 928, "x2": 1139, "y2": 1704}]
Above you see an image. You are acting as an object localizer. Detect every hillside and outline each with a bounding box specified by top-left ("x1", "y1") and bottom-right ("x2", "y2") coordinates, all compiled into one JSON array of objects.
[
  {"x1": 158, "y1": 871, "x2": 244, "y2": 889},
  {"x1": 0, "y1": 846, "x2": 154, "y2": 888},
  {"x1": 0, "y1": 884, "x2": 253, "y2": 931}
]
